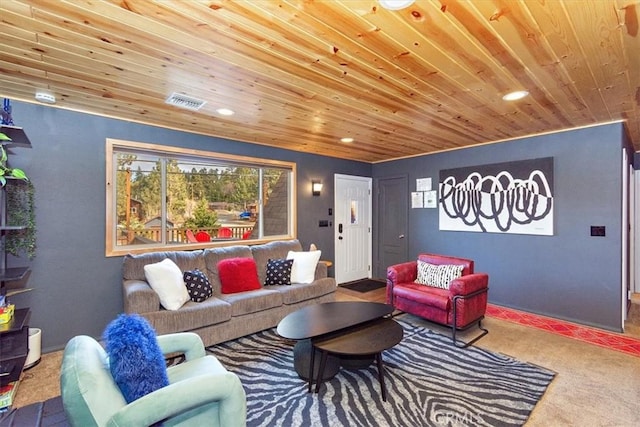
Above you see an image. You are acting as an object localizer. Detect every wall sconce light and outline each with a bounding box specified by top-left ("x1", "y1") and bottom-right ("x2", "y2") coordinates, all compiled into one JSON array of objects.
[{"x1": 312, "y1": 180, "x2": 323, "y2": 196}]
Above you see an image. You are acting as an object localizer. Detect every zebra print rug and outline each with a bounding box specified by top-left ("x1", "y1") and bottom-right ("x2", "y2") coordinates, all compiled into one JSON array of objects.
[{"x1": 207, "y1": 316, "x2": 555, "y2": 427}]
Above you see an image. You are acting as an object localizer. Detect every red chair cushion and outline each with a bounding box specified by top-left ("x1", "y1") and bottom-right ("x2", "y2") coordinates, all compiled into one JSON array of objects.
[{"x1": 393, "y1": 283, "x2": 450, "y2": 311}]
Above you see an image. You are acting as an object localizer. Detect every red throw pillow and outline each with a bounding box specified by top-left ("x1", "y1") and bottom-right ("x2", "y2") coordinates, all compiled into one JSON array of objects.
[{"x1": 218, "y1": 257, "x2": 261, "y2": 294}]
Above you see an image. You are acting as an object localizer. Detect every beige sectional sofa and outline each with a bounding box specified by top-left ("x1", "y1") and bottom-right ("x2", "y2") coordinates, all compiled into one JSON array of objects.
[{"x1": 122, "y1": 239, "x2": 336, "y2": 347}]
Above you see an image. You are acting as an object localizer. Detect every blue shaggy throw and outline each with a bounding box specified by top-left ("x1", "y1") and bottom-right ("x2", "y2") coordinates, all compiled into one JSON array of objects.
[{"x1": 103, "y1": 314, "x2": 169, "y2": 403}]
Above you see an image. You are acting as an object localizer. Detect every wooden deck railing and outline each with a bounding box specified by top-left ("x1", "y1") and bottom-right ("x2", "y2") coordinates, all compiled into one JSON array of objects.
[{"x1": 118, "y1": 225, "x2": 254, "y2": 245}]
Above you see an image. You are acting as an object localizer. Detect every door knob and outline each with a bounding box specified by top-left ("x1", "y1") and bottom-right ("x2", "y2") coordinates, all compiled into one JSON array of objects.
[{"x1": 399, "y1": 234, "x2": 405, "y2": 239}]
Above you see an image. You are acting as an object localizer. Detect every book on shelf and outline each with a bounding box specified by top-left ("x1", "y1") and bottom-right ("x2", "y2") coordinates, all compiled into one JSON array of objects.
[
  {"x1": 0, "y1": 380, "x2": 19, "y2": 409},
  {"x1": 0, "y1": 304, "x2": 15, "y2": 325}
]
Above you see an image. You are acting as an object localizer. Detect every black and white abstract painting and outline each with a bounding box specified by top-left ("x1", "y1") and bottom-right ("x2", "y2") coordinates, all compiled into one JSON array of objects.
[{"x1": 439, "y1": 157, "x2": 554, "y2": 235}]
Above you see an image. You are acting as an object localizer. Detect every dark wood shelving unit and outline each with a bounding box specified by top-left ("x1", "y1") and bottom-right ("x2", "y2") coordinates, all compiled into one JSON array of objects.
[
  {"x1": 0, "y1": 308, "x2": 30, "y2": 335},
  {"x1": 0, "y1": 267, "x2": 30, "y2": 282},
  {"x1": 0, "y1": 226, "x2": 27, "y2": 231},
  {"x1": 0, "y1": 126, "x2": 32, "y2": 401}
]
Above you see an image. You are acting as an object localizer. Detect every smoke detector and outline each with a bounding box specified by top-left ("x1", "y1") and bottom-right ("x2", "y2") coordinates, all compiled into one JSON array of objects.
[
  {"x1": 35, "y1": 90, "x2": 56, "y2": 104},
  {"x1": 165, "y1": 92, "x2": 207, "y2": 111}
]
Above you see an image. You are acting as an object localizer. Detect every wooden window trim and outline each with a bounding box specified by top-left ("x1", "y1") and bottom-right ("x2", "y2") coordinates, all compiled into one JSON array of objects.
[{"x1": 105, "y1": 138, "x2": 297, "y2": 257}]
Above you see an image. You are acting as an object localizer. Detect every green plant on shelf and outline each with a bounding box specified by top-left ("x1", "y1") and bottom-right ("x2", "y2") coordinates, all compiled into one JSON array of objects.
[
  {"x1": 0, "y1": 140, "x2": 28, "y2": 187},
  {"x1": 1, "y1": 132, "x2": 36, "y2": 259},
  {"x1": 5, "y1": 180, "x2": 36, "y2": 259}
]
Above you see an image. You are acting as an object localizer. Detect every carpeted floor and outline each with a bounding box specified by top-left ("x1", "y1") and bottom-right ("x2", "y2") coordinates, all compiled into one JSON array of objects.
[
  {"x1": 5, "y1": 292, "x2": 640, "y2": 425},
  {"x1": 208, "y1": 315, "x2": 555, "y2": 427},
  {"x1": 339, "y1": 279, "x2": 386, "y2": 293},
  {"x1": 6, "y1": 316, "x2": 555, "y2": 427}
]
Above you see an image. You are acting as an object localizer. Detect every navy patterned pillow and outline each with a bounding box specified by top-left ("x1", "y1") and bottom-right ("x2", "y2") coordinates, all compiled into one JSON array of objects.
[
  {"x1": 264, "y1": 258, "x2": 294, "y2": 286},
  {"x1": 183, "y1": 269, "x2": 213, "y2": 302}
]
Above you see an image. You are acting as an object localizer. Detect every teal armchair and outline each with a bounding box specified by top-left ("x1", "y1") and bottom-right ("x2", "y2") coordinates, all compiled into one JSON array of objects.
[{"x1": 60, "y1": 332, "x2": 246, "y2": 427}]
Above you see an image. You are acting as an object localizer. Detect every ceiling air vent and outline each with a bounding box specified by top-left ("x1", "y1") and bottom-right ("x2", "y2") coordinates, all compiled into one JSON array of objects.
[{"x1": 164, "y1": 92, "x2": 207, "y2": 111}]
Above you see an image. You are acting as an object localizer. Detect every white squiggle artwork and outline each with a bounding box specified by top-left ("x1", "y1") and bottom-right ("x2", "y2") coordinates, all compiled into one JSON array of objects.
[{"x1": 439, "y1": 158, "x2": 554, "y2": 235}]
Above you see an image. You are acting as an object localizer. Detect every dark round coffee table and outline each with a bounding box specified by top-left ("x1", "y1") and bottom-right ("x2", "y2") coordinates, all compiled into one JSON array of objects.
[
  {"x1": 277, "y1": 302, "x2": 395, "y2": 385},
  {"x1": 313, "y1": 317, "x2": 403, "y2": 402}
]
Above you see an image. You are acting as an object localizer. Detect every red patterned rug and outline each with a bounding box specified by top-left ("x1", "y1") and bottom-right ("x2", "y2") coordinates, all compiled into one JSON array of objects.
[{"x1": 486, "y1": 304, "x2": 640, "y2": 358}]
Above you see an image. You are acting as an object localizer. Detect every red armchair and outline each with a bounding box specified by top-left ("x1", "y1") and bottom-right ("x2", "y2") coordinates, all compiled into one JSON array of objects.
[
  {"x1": 194, "y1": 231, "x2": 211, "y2": 242},
  {"x1": 185, "y1": 229, "x2": 198, "y2": 243},
  {"x1": 217, "y1": 227, "x2": 233, "y2": 238},
  {"x1": 386, "y1": 253, "x2": 489, "y2": 347}
]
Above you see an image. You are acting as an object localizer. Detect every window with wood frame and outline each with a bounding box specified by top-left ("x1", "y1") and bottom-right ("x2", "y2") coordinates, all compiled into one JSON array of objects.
[{"x1": 106, "y1": 139, "x2": 296, "y2": 256}]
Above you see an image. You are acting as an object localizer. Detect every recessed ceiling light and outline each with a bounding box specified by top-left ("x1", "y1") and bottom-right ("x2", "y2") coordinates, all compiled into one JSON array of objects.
[
  {"x1": 340, "y1": 137, "x2": 354, "y2": 143},
  {"x1": 379, "y1": 0, "x2": 415, "y2": 10},
  {"x1": 502, "y1": 90, "x2": 529, "y2": 101},
  {"x1": 216, "y1": 108, "x2": 235, "y2": 116}
]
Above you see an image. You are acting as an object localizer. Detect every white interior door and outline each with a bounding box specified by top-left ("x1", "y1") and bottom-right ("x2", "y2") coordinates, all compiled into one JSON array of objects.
[{"x1": 334, "y1": 174, "x2": 372, "y2": 284}]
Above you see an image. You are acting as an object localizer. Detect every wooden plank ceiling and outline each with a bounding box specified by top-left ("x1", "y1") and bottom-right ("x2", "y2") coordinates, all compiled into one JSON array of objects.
[{"x1": 1, "y1": 0, "x2": 638, "y2": 162}]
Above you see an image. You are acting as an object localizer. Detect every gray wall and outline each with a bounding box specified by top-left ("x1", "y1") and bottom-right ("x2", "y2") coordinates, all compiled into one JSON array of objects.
[
  {"x1": 5, "y1": 99, "x2": 629, "y2": 350},
  {"x1": 372, "y1": 123, "x2": 627, "y2": 332},
  {"x1": 6, "y1": 101, "x2": 370, "y2": 352}
]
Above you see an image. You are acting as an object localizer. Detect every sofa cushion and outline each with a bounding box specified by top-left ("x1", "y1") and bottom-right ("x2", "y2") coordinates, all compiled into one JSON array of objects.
[
  {"x1": 287, "y1": 250, "x2": 321, "y2": 284},
  {"x1": 123, "y1": 280, "x2": 161, "y2": 314},
  {"x1": 264, "y1": 258, "x2": 294, "y2": 286},
  {"x1": 250, "y1": 240, "x2": 303, "y2": 285},
  {"x1": 204, "y1": 245, "x2": 253, "y2": 295},
  {"x1": 183, "y1": 269, "x2": 213, "y2": 302},
  {"x1": 271, "y1": 277, "x2": 336, "y2": 305},
  {"x1": 123, "y1": 250, "x2": 205, "y2": 281},
  {"x1": 141, "y1": 298, "x2": 232, "y2": 335},
  {"x1": 123, "y1": 252, "x2": 171, "y2": 281},
  {"x1": 218, "y1": 257, "x2": 261, "y2": 294},
  {"x1": 219, "y1": 288, "x2": 283, "y2": 316},
  {"x1": 143, "y1": 259, "x2": 190, "y2": 310},
  {"x1": 415, "y1": 260, "x2": 463, "y2": 290}
]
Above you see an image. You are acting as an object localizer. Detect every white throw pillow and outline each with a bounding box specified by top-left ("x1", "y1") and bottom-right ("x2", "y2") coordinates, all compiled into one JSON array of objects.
[
  {"x1": 415, "y1": 260, "x2": 463, "y2": 290},
  {"x1": 286, "y1": 250, "x2": 321, "y2": 284},
  {"x1": 144, "y1": 258, "x2": 190, "y2": 310}
]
